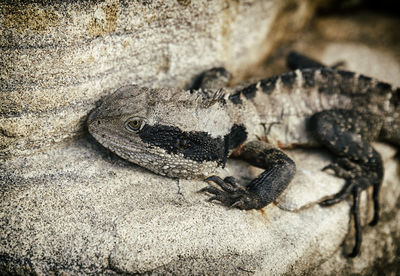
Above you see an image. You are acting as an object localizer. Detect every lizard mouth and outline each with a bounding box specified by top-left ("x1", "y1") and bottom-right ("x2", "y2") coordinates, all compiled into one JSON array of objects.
[{"x1": 90, "y1": 129, "x2": 143, "y2": 155}]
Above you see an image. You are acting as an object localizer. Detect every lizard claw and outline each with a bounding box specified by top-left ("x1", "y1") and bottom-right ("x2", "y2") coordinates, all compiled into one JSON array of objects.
[
  {"x1": 201, "y1": 175, "x2": 251, "y2": 209},
  {"x1": 205, "y1": 175, "x2": 246, "y2": 193}
]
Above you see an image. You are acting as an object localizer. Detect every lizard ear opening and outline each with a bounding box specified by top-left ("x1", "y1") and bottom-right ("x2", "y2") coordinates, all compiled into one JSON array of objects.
[{"x1": 125, "y1": 117, "x2": 145, "y2": 132}]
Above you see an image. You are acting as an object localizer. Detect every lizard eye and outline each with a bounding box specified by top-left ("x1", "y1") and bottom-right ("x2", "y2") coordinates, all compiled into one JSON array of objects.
[{"x1": 125, "y1": 117, "x2": 144, "y2": 132}]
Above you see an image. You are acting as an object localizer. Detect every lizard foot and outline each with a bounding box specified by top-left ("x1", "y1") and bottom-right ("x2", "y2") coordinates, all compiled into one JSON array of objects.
[
  {"x1": 319, "y1": 157, "x2": 382, "y2": 257},
  {"x1": 200, "y1": 175, "x2": 260, "y2": 210},
  {"x1": 320, "y1": 157, "x2": 380, "y2": 206}
]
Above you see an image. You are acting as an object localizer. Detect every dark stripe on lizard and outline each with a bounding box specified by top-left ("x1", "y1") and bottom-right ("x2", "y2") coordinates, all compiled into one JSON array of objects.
[
  {"x1": 228, "y1": 76, "x2": 278, "y2": 104},
  {"x1": 229, "y1": 67, "x2": 398, "y2": 107},
  {"x1": 138, "y1": 123, "x2": 247, "y2": 166},
  {"x1": 280, "y1": 71, "x2": 297, "y2": 89}
]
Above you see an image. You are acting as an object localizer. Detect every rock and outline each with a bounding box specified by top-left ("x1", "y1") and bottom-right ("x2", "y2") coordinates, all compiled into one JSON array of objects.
[
  {"x1": 1, "y1": 137, "x2": 398, "y2": 275},
  {"x1": 0, "y1": 0, "x2": 314, "y2": 158},
  {"x1": 0, "y1": 138, "x2": 351, "y2": 275},
  {"x1": 1, "y1": 1, "x2": 400, "y2": 275}
]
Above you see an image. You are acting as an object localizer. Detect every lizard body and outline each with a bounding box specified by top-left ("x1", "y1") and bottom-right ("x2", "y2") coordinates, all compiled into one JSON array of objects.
[{"x1": 88, "y1": 52, "x2": 400, "y2": 257}]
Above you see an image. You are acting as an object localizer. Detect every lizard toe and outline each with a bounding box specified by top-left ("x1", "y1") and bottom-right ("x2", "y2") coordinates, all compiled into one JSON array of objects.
[
  {"x1": 322, "y1": 159, "x2": 356, "y2": 180},
  {"x1": 201, "y1": 175, "x2": 257, "y2": 208},
  {"x1": 205, "y1": 175, "x2": 244, "y2": 193}
]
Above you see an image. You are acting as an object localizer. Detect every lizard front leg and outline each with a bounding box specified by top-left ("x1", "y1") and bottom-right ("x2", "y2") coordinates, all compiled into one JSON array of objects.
[{"x1": 201, "y1": 141, "x2": 296, "y2": 210}]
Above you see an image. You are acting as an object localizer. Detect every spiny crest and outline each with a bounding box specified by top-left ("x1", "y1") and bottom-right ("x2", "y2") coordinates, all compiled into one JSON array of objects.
[
  {"x1": 144, "y1": 86, "x2": 227, "y2": 110},
  {"x1": 190, "y1": 88, "x2": 226, "y2": 108},
  {"x1": 157, "y1": 88, "x2": 227, "y2": 108}
]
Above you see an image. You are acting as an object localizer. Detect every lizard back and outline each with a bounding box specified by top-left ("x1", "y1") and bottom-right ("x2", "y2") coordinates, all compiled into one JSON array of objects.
[{"x1": 227, "y1": 68, "x2": 400, "y2": 148}]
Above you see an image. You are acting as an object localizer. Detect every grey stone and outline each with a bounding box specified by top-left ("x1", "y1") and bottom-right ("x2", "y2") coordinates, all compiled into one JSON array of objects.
[
  {"x1": 0, "y1": 138, "x2": 350, "y2": 275},
  {"x1": 1, "y1": 137, "x2": 398, "y2": 275},
  {"x1": 1, "y1": 1, "x2": 400, "y2": 275},
  {"x1": 0, "y1": 0, "x2": 314, "y2": 158}
]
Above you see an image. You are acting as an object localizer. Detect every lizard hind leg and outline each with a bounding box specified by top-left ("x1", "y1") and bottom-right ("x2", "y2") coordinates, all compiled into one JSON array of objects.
[
  {"x1": 286, "y1": 51, "x2": 345, "y2": 70},
  {"x1": 310, "y1": 109, "x2": 384, "y2": 257}
]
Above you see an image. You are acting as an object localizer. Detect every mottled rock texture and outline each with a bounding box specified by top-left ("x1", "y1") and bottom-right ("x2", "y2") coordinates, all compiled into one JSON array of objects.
[
  {"x1": 1, "y1": 0, "x2": 399, "y2": 275},
  {"x1": 0, "y1": 0, "x2": 314, "y2": 158}
]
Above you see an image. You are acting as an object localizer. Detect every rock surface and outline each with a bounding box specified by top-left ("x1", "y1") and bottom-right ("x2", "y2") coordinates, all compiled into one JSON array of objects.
[
  {"x1": 0, "y1": 138, "x2": 352, "y2": 274},
  {"x1": 1, "y1": 1, "x2": 400, "y2": 275},
  {"x1": 0, "y1": 0, "x2": 314, "y2": 158}
]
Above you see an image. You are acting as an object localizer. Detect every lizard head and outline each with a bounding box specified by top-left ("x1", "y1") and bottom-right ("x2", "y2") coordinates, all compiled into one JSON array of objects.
[{"x1": 87, "y1": 85, "x2": 236, "y2": 179}]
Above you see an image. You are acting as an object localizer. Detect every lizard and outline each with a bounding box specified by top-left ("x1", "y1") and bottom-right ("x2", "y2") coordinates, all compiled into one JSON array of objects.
[{"x1": 87, "y1": 52, "x2": 400, "y2": 257}]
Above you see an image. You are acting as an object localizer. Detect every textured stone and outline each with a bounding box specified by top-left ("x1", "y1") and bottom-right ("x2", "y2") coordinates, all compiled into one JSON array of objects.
[
  {"x1": 1, "y1": 137, "x2": 398, "y2": 275},
  {"x1": 0, "y1": 138, "x2": 350, "y2": 275},
  {"x1": 0, "y1": 0, "x2": 314, "y2": 158},
  {"x1": 1, "y1": 1, "x2": 400, "y2": 275}
]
